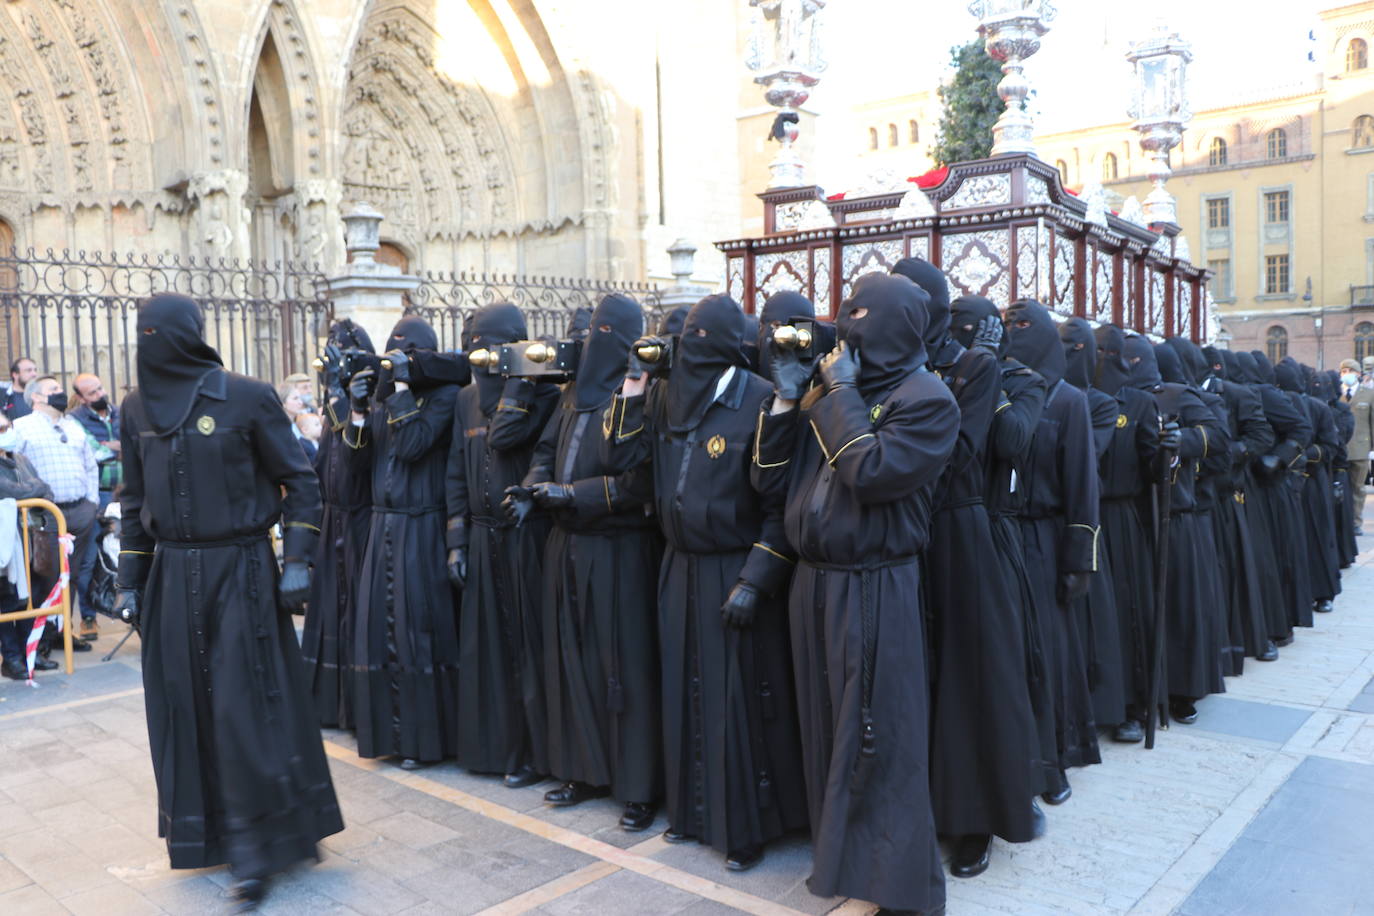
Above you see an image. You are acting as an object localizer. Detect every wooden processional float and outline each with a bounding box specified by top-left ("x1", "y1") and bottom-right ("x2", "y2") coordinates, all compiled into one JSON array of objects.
[{"x1": 716, "y1": 153, "x2": 1212, "y2": 343}]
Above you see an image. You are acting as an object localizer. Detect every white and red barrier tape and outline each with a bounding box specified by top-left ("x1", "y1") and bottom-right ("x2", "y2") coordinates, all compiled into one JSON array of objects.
[{"x1": 24, "y1": 533, "x2": 74, "y2": 686}]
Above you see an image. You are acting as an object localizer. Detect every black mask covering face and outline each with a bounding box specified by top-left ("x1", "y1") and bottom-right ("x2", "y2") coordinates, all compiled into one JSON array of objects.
[
  {"x1": 836, "y1": 273, "x2": 930, "y2": 400},
  {"x1": 1058, "y1": 317, "x2": 1096, "y2": 390},
  {"x1": 1235, "y1": 351, "x2": 1264, "y2": 386},
  {"x1": 1163, "y1": 337, "x2": 1209, "y2": 387},
  {"x1": 466, "y1": 304, "x2": 527, "y2": 416},
  {"x1": 1005, "y1": 299, "x2": 1066, "y2": 388},
  {"x1": 45, "y1": 392, "x2": 68, "y2": 413},
  {"x1": 1093, "y1": 324, "x2": 1130, "y2": 395},
  {"x1": 387, "y1": 315, "x2": 438, "y2": 354},
  {"x1": 950, "y1": 295, "x2": 1001, "y2": 353},
  {"x1": 329, "y1": 318, "x2": 375, "y2": 354},
  {"x1": 576, "y1": 294, "x2": 643, "y2": 411},
  {"x1": 136, "y1": 293, "x2": 224, "y2": 437},
  {"x1": 1123, "y1": 335, "x2": 1163, "y2": 390},
  {"x1": 566, "y1": 307, "x2": 593, "y2": 343},
  {"x1": 658, "y1": 305, "x2": 690, "y2": 337},
  {"x1": 1250, "y1": 351, "x2": 1278, "y2": 386},
  {"x1": 665, "y1": 295, "x2": 748, "y2": 433},
  {"x1": 1202, "y1": 345, "x2": 1225, "y2": 382},
  {"x1": 90, "y1": 396, "x2": 109, "y2": 413},
  {"x1": 1316, "y1": 370, "x2": 1339, "y2": 403},
  {"x1": 756, "y1": 291, "x2": 814, "y2": 380},
  {"x1": 1218, "y1": 349, "x2": 1243, "y2": 384},
  {"x1": 1275, "y1": 356, "x2": 1304, "y2": 393},
  {"x1": 1154, "y1": 342, "x2": 1188, "y2": 385},
  {"x1": 890, "y1": 258, "x2": 950, "y2": 352},
  {"x1": 741, "y1": 313, "x2": 762, "y2": 375}
]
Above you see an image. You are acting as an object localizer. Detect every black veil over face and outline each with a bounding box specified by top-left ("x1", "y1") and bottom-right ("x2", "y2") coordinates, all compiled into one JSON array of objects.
[
  {"x1": 950, "y1": 295, "x2": 1001, "y2": 353},
  {"x1": 1217, "y1": 349, "x2": 1242, "y2": 383},
  {"x1": 890, "y1": 257, "x2": 950, "y2": 351},
  {"x1": 1059, "y1": 317, "x2": 1096, "y2": 390},
  {"x1": 576, "y1": 294, "x2": 643, "y2": 411},
  {"x1": 1275, "y1": 356, "x2": 1304, "y2": 393},
  {"x1": 1250, "y1": 351, "x2": 1278, "y2": 385},
  {"x1": 1005, "y1": 299, "x2": 1065, "y2": 387},
  {"x1": 836, "y1": 272, "x2": 929, "y2": 399},
  {"x1": 136, "y1": 294, "x2": 224, "y2": 437},
  {"x1": 1164, "y1": 337, "x2": 1209, "y2": 386},
  {"x1": 467, "y1": 304, "x2": 527, "y2": 416},
  {"x1": 756, "y1": 291, "x2": 814, "y2": 380},
  {"x1": 1123, "y1": 335, "x2": 1163, "y2": 390},
  {"x1": 387, "y1": 316, "x2": 439, "y2": 353},
  {"x1": 665, "y1": 295, "x2": 748, "y2": 433},
  {"x1": 1094, "y1": 324, "x2": 1130, "y2": 395},
  {"x1": 1235, "y1": 351, "x2": 1264, "y2": 386},
  {"x1": 1154, "y1": 342, "x2": 1189, "y2": 385}
]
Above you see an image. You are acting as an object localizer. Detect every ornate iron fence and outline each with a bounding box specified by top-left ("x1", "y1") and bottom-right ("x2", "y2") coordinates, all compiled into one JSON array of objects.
[
  {"x1": 0, "y1": 247, "x2": 332, "y2": 396},
  {"x1": 407, "y1": 271, "x2": 665, "y2": 350}
]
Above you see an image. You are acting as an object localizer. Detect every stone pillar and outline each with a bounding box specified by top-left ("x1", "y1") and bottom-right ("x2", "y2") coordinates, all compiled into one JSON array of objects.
[
  {"x1": 187, "y1": 169, "x2": 251, "y2": 262},
  {"x1": 659, "y1": 239, "x2": 710, "y2": 309},
  {"x1": 294, "y1": 178, "x2": 345, "y2": 272},
  {"x1": 326, "y1": 203, "x2": 419, "y2": 348}
]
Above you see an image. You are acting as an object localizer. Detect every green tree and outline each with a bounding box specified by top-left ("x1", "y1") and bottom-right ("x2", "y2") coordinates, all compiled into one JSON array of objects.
[{"x1": 932, "y1": 40, "x2": 1005, "y2": 166}]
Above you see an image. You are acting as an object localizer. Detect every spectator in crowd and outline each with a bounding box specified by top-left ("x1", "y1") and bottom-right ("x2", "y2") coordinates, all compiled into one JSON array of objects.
[
  {"x1": 285, "y1": 372, "x2": 314, "y2": 402},
  {"x1": 1364, "y1": 356, "x2": 1374, "y2": 387},
  {"x1": 71, "y1": 373, "x2": 121, "y2": 613},
  {"x1": 1342, "y1": 358, "x2": 1374, "y2": 533},
  {"x1": 295, "y1": 411, "x2": 322, "y2": 463},
  {"x1": 14, "y1": 376, "x2": 100, "y2": 640},
  {"x1": 279, "y1": 379, "x2": 317, "y2": 458},
  {"x1": 3, "y1": 357, "x2": 37, "y2": 420},
  {"x1": 0, "y1": 410, "x2": 56, "y2": 679}
]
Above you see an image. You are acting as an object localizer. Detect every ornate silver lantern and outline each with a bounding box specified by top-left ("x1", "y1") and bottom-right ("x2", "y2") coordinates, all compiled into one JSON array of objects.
[
  {"x1": 969, "y1": 0, "x2": 1057, "y2": 159},
  {"x1": 1126, "y1": 25, "x2": 1193, "y2": 226},
  {"x1": 746, "y1": 0, "x2": 827, "y2": 189}
]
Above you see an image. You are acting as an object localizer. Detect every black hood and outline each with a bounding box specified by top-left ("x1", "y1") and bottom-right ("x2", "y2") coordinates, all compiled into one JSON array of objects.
[
  {"x1": 386, "y1": 315, "x2": 438, "y2": 353},
  {"x1": 665, "y1": 295, "x2": 748, "y2": 433},
  {"x1": 741, "y1": 313, "x2": 762, "y2": 375},
  {"x1": 1315, "y1": 369, "x2": 1339, "y2": 403},
  {"x1": 890, "y1": 257, "x2": 950, "y2": 351},
  {"x1": 1059, "y1": 317, "x2": 1096, "y2": 390},
  {"x1": 1124, "y1": 335, "x2": 1163, "y2": 390},
  {"x1": 1202, "y1": 345, "x2": 1225, "y2": 383},
  {"x1": 950, "y1": 295, "x2": 1001, "y2": 353},
  {"x1": 575, "y1": 294, "x2": 642, "y2": 411},
  {"x1": 565, "y1": 307, "x2": 593, "y2": 343},
  {"x1": 1235, "y1": 351, "x2": 1265, "y2": 386},
  {"x1": 135, "y1": 294, "x2": 224, "y2": 437},
  {"x1": 328, "y1": 318, "x2": 374, "y2": 353},
  {"x1": 837, "y1": 272, "x2": 930, "y2": 399},
  {"x1": 1250, "y1": 351, "x2": 1278, "y2": 386},
  {"x1": 1154, "y1": 342, "x2": 1189, "y2": 385},
  {"x1": 1217, "y1": 349, "x2": 1243, "y2": 384},
  {"x1": 757, "y1": 291, "x2": 814, "y2": 380},
  {"x1": 1005, "y1": 300, "x2": 1065, "y2": 388},
  {"x1": 468, "y1": 304, "x2": 527, "y2": 416},
  {"x1": 658, "y1": 305, "x2": 690, "y2": 337},
  {"x1": 1093, "y1": 324, "x2": 1130, "y2": 395},
  {"x1": 1164, "y1": 337, "x2": 1209, "y2": 386},
  {"x1": 1275, "y1": 356, "x2": 1304, "y2": 393}
]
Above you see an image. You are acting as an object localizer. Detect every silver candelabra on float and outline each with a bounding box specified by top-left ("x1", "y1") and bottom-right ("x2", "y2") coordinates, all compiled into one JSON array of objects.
[
  {"x1": 1126, "y1": 24, "x2": 1193, "y2": 227},
  {"x1": 969, "y1": 0, "x2": 1056, "y2": 159},
  {"x1": 746, "y1": 0, "x2": 827, "y2": 189}
]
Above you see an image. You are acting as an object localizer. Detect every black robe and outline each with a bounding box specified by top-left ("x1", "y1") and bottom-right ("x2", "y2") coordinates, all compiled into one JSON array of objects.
[
  {"x1": 527, "y1": 389, "x2": 662, "y2": 803},
  {"x1": 301, "y1": 396, "x2": 372, "y2": 728},
  {"x1": 756, "y1": 372, "x2": 958, "y2": 913},
  {"x1": 1298, "y1": 394, "x2": 1342, "y2": 603},
  {"x1": 1246, "y1": 377, "x2": 1312, "y2": 640},
  {"x1": 926, "y1": 346, "x2": 1039, "y2": 842},
  {"x1": 447, "y1": 377, "x2": 560, "y2": 775},
  {"x1": 1078, "y1": 385, "x2": 1126, "y2": 728},
  {"x1": 1193, "y1": 387, "x2": 1241, "y2": 677},
  {"x1": 604, "y1": 370, "x2": 806, "y2": 854},
  {"x1": 346, "y1": 383, "x2": 462, "y2": 762},
  {"x1": 1329, "y1": 398, "x2": 1359, "y2": 566},
  {"x1": 120, "y1": 370, "x2": 342, "y2": 877}
]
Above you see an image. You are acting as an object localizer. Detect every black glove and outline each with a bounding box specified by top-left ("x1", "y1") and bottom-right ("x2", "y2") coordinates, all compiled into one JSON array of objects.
[
  {"x1": 349, "y1": 368, "x2": 376, "y2": 413},
  {"x1": 385, "y1": 349, "x2": 411, "y2": 384},
  {"x1": 319, "y1": 343, "x2": 343, "y2": 390},
  {"x1": 278, "y1": 560, "x2": 310, "y2": 611},
  {"x1": 113, "y1": 588, "x2": 140, "y2": 633},
  {"x1": 447, "y1": 547, "x2": 467, "y2": 589},
  {"x1": 720, "y1": 580, "x2": 759, "y2": 630},
  {"x1": 971, "y1": 315, "x2": 1004, "y2": 353},
  {"x1": 769, "y1": 344, "x2": 811, "y2": 401},
  {"x1": 627, "y1": 336, "x2": 668, "y2": 380},
  {"x1": 818, "y1": 342, "x2": 860, "y2": 392},
  {"x1": 1256, "y1": 454, "x2": 1283, "y2": 479},
  {"x1": 1159, "y1": 419, "x2": 1182, "y2": 453},
  {"x1": 502, "y1": 485, "x2": 535, "y2": 525},
  {"x1": 1058, "y1": 571, "x2": 1091, "y2": 604},
  {"x1": 528, "y1": 482, "x2": 575, "y2": 509}
]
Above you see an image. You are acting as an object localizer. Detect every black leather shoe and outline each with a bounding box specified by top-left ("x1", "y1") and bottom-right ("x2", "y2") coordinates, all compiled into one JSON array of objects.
[
  {"x1": 1275, "y1": 635, "x2": 1294, "y2": 647},
  {"x1": 619, "y1": 802, "x2": 656, "y2": 832},
  {"x1": 1258, "y1": 641, "x2": 1279, "y2": 662},
  {"x1": 32, "y1": 657, "x2": 58, "y2": 671},
  {"x1": 543, "y1": 781, "x2": 609, "y2": 807},
  {"x1": 67, "y1": 638, "x2": 91, "y2": 653},
  {"x1": 1, "y1": 660, "x2": 26, "y2": 680},
  {"x1": 950, "y1": 833, "x2": 992, "y2": 878},
  {"x1": 662, "y1": 826, "x2": 693, "y2": 844},
  {"x1": 1030, "y1": 800, "x2": 1047, "y2": 839},
  {"x1": 1041, "y1": 770, "x2": 1071, "y2": 806},
  {"x1": 399, "y1": 758, "x2": 427, "y2": 771},
  {"x1": 1170, "y1": 699, "x2": 1198, "y2": 724},
  {"x1": 503, "y1": 765, "x2": 542, "y2": 788},
  {"x1": 725, "y1": 845, "x2": 763, "y2": 871},
  {"x1": 1113, "y1": 720, "x2": 1144, "y2": 743},
  {"x1": 1315, "y1": 599, "x2": 1334, "y2": 614},
  {"x1": 229, "y1": 877, "x2": 267, "y2": 912}
]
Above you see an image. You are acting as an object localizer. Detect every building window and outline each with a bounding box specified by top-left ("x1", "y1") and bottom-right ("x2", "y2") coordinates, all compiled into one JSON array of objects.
[
  {"x1": 1208, "y1": 257, "x2": 1231, "y2": 299},
  {"x1": 1355, "y1": 115, "x2": 1374, "y2": 149},
  {"x1": 1267, "y1": 128, "x2": 1288, "y2": 158},
  {"x1": 888, "y1": 123, "x2": 898, "y2": 147},
  {"x1": 1102, "y1": 152, "x2": 1118, "y2": 181},
  {"x1": 1264, "y1": 190, "x2": 1290, "y2": 223},
  {"x1": 1206, "y1": 197, "x2": 1230, "y2": 229},
  {"x1": 1056, "y1": 159, "x2": 1069, "y2": 185},
  {"x1": 1266, "y1": 326, "x2": 1289, "y2": 362},
  {"x1": 1357, "y1": 322, "x2": 1374, "y2": 362},
  {"x1": 909, "y1": 120, "x2": 919, "y2": 143},
  {"x1": 868, "y1": 127, "x2": 878, "y2": 151},
  {"x1": 1265, "y1": 254, "x2": 1291, "y2": 295},
  {"x1": 1349, "y1": 38, "x2": 1369, "y2": 72},
  {"x1": 1209, "y1": 137, "x2": 1228, "y2": 166}
]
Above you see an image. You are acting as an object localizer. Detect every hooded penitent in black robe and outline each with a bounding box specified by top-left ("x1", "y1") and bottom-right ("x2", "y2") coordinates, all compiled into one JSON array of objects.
[
  {"x1": 893, "y1": 262, "x2": 1038, "y2": 844},
  {"x1": 1321, "y1": 370, "x2": 1359, "y2": 567},
  {"x1": 754, "y1": 273, "x2": 957, "y2": 912},
  {"x1": 1092, "y1": 326, "x2": 1160, "y2": 726},
  {"x1": 347, "y1": 317, "x2": 462, "y2": 763},
  {"x1": 1280, "y1": 358, "x2": 1342, "y2": 607},
  {"x1": 302, "y1": 319, "x2": 375, "y2": 729},
  {"x1": 118, "y1": 294, "x2": 341, "y2": 878},
  {"x1": 447, "y1": 304, "x2": 561, "y2": 777},
  {"x1": 528, "y1": 295, "x2": 663, "y2": 805},
  {"x1": 1200, "y1": 346, "x2": 1275, "y2": 662},
  {"x1": 1005, "y1": 300, "x2": 1101, "y2": 788},
  {"x1": 603, "y1": 294, "x2": 806, "y2": 858},
  {"x1": 1060, "y1": 318, "x2": 1126, "y2": 729}
]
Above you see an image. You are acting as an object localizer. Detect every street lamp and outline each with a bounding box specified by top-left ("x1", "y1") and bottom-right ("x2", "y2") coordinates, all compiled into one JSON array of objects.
[
  {"x1": 1127, "y1": 24, "x2": 1193, "y2": 227},
  {"x1": 968, "y1": 0, "x2": 1057, "y2": 159},
  {"x1": 745, "y1": 0, "x2": 828, "y2": 189}
]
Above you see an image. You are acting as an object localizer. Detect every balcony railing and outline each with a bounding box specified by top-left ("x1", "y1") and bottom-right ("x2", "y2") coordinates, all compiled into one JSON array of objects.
[{"x1": 1352, "y1": 285, "x2": 1374, "y2": 308}]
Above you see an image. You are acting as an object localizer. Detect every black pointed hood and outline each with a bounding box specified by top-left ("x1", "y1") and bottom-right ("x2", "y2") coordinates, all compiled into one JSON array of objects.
[
  {"x1": 1250, "y1": 351, "x2": 1278, "y2": 386},
  {"x1": 1218, "y1": 349, "x2": 1243, "y2": 384},
  {"x1": 1059, "y1": 317, "x2": 1096, "y2": 390},
  {"x1": 1164, "y1": 337, "x2": 1209, "y2": 386},
  {"x1": 575, "y1": 294, "x2": 642, "y2": 411},
  {"x1": 658, "y1": 305, "x2": 690, "y2": 337},
  {"x1": 1235, "y1": 351, "x2": 1264, "y2": 386},
  {"x1": 837, "y1": 272, "x2": 930, "y2": 399},
  {"x1": 467, "y1": 303, "x2": 527, "y2": 416},
  {"x1": 1005, "y1": 299, "x2": 1065, "y2": 388},
  {"x1": 1154, "y1": 342, "x2": 1189, "y2": 385},
  {"x1": 135, "y1": 294, "x2": 224, "y2": 437},
  {"x1": 890, "y1": 257, "x2": 950, "y2": 352},
  {"x1": 950, "y1": 295, "x2": 1002, "y2": 353},
  {"x1": 757, "y1": 291, "x2": 815, "y2": 380},
  {"x1": 565, "y1": 306, "x2": 593, "y2": 343},
  {"x1": 1124, "y1": 335, "x2": 1163, "y2": 390},
  {"x1": 665, "y1": 295, "x2": 748, "y2": 433},
  {"x1": 1093, "y1": 324, "x2": 1130, "y2": 395},
  {"x1": 1275, "y1": 356, "x2": 1304, "y2": 393}
]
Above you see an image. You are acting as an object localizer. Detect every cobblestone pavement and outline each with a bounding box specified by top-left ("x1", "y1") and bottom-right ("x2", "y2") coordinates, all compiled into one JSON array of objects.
[{"x1": 4, "y1": 537, "x2": 1374, "y2": 916}]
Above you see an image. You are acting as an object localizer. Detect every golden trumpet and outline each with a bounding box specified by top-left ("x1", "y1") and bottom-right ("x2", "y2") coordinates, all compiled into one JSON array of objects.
[
  {"x1": 773, "y1": 324, "x2": 813, "y2": 350},
  {"x1": 525, "y1": 342, "x2": 555, "y2": 363},
  {"x1": 380, "y1": 358, "x2": 393, "y2": 370},
  {"x1": 469, "y1": 348, "x2": 495, "y2": 369},
  {"x1": 311, "y1": 357, "x2": 325, "y2": 372},
  {"x1": 635, "y1": 343, "x2": 664, "y2": 363}
]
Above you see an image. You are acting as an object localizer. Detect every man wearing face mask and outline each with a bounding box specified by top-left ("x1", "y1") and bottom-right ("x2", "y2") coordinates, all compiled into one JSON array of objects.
[
  {"x1": 1339, "y1": 359, "x2": 1372, "y2": 534},
  {"x1": 70, "y1": 373, "x2": 122, "y2": 637},
  {"x1": 752, "y1": 272, "x2": 958, "y2": 913}
]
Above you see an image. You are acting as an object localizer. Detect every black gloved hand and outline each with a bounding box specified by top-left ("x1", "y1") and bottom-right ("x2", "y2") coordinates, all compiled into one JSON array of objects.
[
  {"x1": 971, "y1": 315, "x2": 1004, "y2": 353},
  {"x1": 349, "y1": 368, "x2": 376, "y2": 413},
  {"x1": 528, "y1": 482, "x2": 575, "y2": 509},
  {"x1": 447, "y1": 547, "x2": 467, "y2": 589},
  {"x1": 502, "y1": 485, "x2": 535, "y2": 525},
  {"x1": 1256, "y1": 454, "x2": 1283, "y2": 479},
  {"x1": 319, "y1": 343, "x2": 343, "y2": 389},
  {"x1": 385, "y1": 349, "x2": 411, "y2": 384},
  {"x1": 113, "y1": 588, "x2": 140, "y2": 633},
  {"x1": 627, "y1": 336, "x2": 668, "y2": 380},
  {"x1": 1159, "y1": 419, "x2": 1182, "y2": 453},
  {"x1": 1058, "y1": 571, "x2": 1091, "y2": 604},
  {"x1": 720, "y1": 580, "x2": 759, "y2": 630},
  {"x1": 278, "y1": 560, "x2": 310, "y2": 611},
  {"x1": 769, "y1": 344, "x2": 811, "y2": 401},
  {"x1": 818, "y1": 341, "x2": 860, "y2": 392}
]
